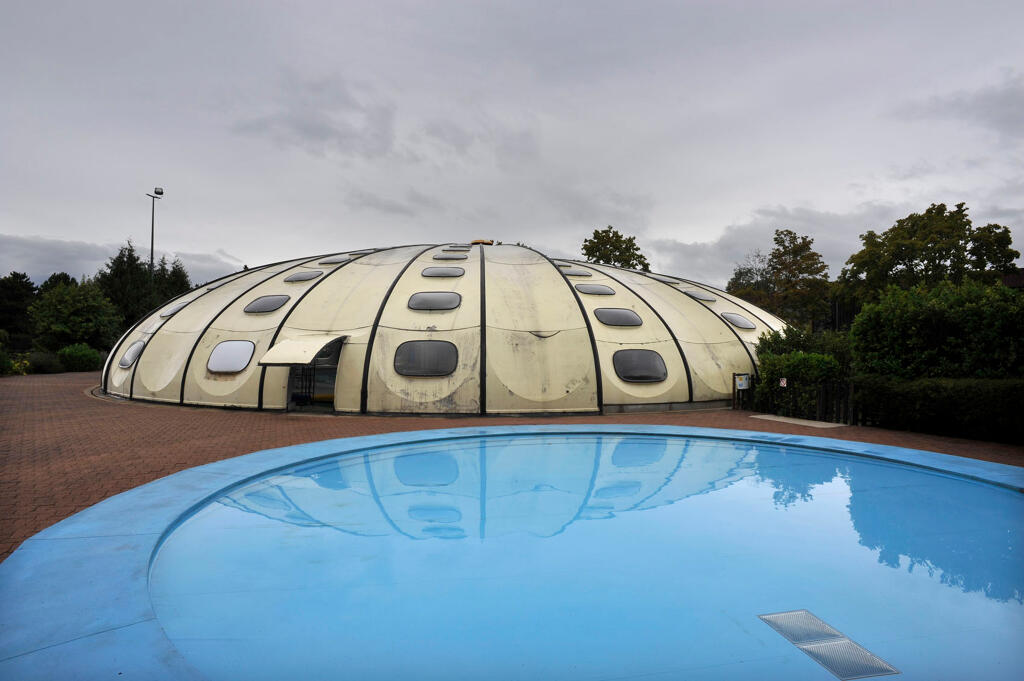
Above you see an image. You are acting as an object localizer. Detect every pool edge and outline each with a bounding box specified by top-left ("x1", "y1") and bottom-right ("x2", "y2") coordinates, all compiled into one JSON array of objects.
[{"x1": 1, "y1": 425, "x2": 1021, "y2": 679}]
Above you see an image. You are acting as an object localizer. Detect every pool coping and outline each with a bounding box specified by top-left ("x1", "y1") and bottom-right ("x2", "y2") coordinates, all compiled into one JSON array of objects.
[{"x1": 1, "y1": 424, "x2": 1021, "y2": 679}]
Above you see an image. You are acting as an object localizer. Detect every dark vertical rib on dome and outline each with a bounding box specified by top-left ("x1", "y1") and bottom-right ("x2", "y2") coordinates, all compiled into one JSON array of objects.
[
  {"x1": 678, "y1": 278, "x2": 777, "y2": 329},
  {"x1": 478, "y1": 244, "x2": 487, "y2": 414},
  {"x1": 629, "y1": 270, "x2": 759, "y2": 378},
  {"x1": 177, "y1": 255, "x2": 330, "y2": 405},
  {"x1": 580, "y1": 262, "x2": 695, "y2": 402},
  {"x1": 256, "y1": 251, "x2": 370, "y2": 409},
  {"x1": 359, "y1": 245, "x2": 438, "y2": 413},
  {"x1": 103, "y1": 266, "x2": 244, "y2": 394},
  {"x1": 127, "y1": 264, "x2": 282, "y2": 399},
  {"x1": 128, "y1": 270, "x2": 266, "y2": 399},
  {"x1": 521, "y1": 245, "x2": 603, "y2": 413}
]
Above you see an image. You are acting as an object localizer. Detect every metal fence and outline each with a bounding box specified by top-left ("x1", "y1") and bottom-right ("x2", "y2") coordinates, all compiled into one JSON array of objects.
[{"x1": 737, "y1": 376, "x2": 861, "y2": 425}]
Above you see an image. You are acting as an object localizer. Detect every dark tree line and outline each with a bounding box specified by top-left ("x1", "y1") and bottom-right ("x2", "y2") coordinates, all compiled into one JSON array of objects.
[
  {"x1": 727, "y1": 202, "x2": 1018, "y2": 329},
  {"x1": 0, "y1": 241, "x2": 192, "y2": 374}
]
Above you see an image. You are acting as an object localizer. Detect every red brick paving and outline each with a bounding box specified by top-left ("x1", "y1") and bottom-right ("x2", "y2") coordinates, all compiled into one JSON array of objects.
[{"x1": 1, "y1": 372, "x2": 1021, "y2": 562}]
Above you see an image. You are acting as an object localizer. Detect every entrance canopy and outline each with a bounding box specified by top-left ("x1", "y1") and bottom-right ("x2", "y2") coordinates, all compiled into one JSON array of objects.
[{"x1": 258, "y1": 335, "x2": 347, "y2": 366}]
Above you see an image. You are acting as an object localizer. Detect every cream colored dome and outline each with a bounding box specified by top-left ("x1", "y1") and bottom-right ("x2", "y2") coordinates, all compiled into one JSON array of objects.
[{"x1": 102, "y1": 243, "x2": 785, "y2": 414}]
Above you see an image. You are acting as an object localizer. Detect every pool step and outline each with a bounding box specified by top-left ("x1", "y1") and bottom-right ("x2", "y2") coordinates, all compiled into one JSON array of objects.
[{"x1": 759, "y1": 610, "x2": 899, "y2": 680}]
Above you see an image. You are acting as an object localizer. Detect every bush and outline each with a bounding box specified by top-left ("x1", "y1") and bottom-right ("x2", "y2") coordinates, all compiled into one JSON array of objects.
[
  {"x1": 757, "y1": 328, "x2": 853, "y2": 376},
  {"x1": 26, "y1": 351, "x2": 64, "y2": 374},
  {"x1": 28, "y1": 280, "x2": 122, "y2": 352},
  {"x1": 57, "y1": 343, "x2": 104, "y2": 372},
  {"x1": 852, "y1": 375, "x2": 1024, "y2": 443},
  {"x1": 851, "y1": 280, "x2": 1024, "y2": 379},
  {"x1": 754, "y1": 351, "x2": 843, "y2": 419},
  {"x1": 0, "y1": 346, "x2": 13, "y2": 376}
]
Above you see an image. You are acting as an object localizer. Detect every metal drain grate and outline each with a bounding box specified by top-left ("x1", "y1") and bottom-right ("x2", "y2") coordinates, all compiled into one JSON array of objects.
[
  {"x1": 760, "y1": 609, "x2": 845, "y2": 644},
  {"x1": 759, "y1": 610, "x2": 899, "y2": 680}
]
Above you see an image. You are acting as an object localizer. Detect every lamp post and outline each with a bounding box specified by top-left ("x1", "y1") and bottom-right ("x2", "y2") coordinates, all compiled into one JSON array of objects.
[{"x1": 146, "y1": 187, "x2": 164, "y2": 276}]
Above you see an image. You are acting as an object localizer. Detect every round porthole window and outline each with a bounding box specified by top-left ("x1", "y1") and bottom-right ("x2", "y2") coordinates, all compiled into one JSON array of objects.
[
  {"x1": 118, "y1": 340, "x2": 146, "y2": 368},
  {"x1": 208, "y1": 340, "x2": 256, "y2": 373}
]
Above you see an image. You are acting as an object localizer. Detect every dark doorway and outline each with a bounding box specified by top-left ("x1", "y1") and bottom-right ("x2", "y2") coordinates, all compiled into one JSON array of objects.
[{"x1": 288, "y1": 337, "x2": 343, "y2": 411}]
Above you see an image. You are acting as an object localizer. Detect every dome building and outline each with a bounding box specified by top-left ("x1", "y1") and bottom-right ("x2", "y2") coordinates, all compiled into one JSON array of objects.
[{"x1": 102, "y1": 243, "x2": 785, "y2": 414}]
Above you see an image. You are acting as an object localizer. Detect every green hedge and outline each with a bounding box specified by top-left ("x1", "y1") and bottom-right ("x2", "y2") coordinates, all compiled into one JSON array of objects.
[
  {"x1": 756, "y1": 328, "x2": 853, "y2": 376},
  {"x1": 57, "y1": 343, "x2": 104, "y2": 372},
  {"x1": 851, "y1": 281, "x2": 1024, "y2": 379},
  {"x1": 852, "y1": 375, "x2": 1024, "y2": 443},
  {"x1": 26, "y1": 351, "x2": 64, "y2": 374},
  {"x1": 753, "y1": 351, "x2": 843, "y2": 419}
]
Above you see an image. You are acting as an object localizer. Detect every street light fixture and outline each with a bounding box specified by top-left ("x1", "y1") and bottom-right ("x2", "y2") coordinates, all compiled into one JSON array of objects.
[{"x1": 146, "y1": 187, "x2": 164, "y2": 276}]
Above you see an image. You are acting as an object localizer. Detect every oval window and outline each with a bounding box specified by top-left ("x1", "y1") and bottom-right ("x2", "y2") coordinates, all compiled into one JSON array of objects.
[
  {"x1": 348, "y1": 249, "x2": 375, "y2": 255},
  {"x1": 285, "y1": 270, "x2": 323, "y2": 282},
  {"x1": 159, "y1": 301, "x2": 190, "y2": 318},
  {"x1": 319, "y1": 255, "x2": 351, "y2": 265},
  {"x1": 243, "y1": 295, "x2": 290, "y2": 314},
  {"x1": 433, "y1": 253, "x2": 468, "y2": 261},
  {"x1": 683, "y1": 289, "x2": 716, "y2": 302},
  {"x1": 594, "y1": 308, "x2": 643, "y2": 326},
  {"x1": 208, "y1": 340, "x2": 256, "y2": 373},
  {"x1": 408, "y1": 292, "x2": 462, "y2": 310},
  {"x1": 421, "y1": 267, "x2": 465, "y2": 278},
  {"x1": 118, "y1": 340, "x2": 146, "y2": 368},
  {"x1": 561, "y1": 269, "x2": 592, "y2": 277},
  {"x1": 649, "y1": 273, "x2": 680, "y2": 283},
  {"x1": 575, "y1": 283, "x2": 615, "y2": 295},
  {"x1": 721, "y1": 312, "x2": 756, "y2": 329},
  {"x1": 612, "y1": 349, "x2": 668, "y2": 383},
  {"x1": 394, "y1": 340, "x2": 458, "y2": 377}
]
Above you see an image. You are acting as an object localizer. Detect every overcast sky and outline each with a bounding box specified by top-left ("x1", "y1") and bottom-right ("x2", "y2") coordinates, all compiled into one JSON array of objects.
[{"x1": 2, "y1": 0, "x2": 1022, "y2": 286}]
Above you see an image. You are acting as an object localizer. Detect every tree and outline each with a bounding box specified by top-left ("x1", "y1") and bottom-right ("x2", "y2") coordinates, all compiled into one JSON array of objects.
[
  {"x1": 28, "y1": 280, "x2": 122, "y2": 352},
  {"x1": 769, "y1": 229, "x2": 830, "y2": 326},
  {"x1": 39, "y1": 272, "x2": 78, "y2": 295},
  {"x1": 152, "y1": 256, "x2": 191, "y2": 301},
  {"x1": 95, "y1": 241, "x2": 159, "y2": 329},
  {"x1": 726, "y1": 229, "x2": 830, "y2": 327},
  {"x1": 838, "y1": 202, "x2": 1019, "y2": 305},
  {"x1": 725, "y1": 250, "x2": 772, "y2": 310},
  {"x1": 0, "y1": 271, "x2": 37, "y2": 351},
  {"x1": 581, "y1": 226, "x2": 650, "y2": 271}
]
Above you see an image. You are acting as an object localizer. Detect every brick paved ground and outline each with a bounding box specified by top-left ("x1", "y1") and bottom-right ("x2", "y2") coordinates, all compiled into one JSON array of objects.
[{"x1": 1, "y1": 372, "x2": 1021, "y2": 562}]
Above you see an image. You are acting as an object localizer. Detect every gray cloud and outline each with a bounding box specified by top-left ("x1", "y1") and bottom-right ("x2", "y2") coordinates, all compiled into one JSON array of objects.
[
  {"x1": 647, "y1": 202, "x2": 916, "y2": 287},
  {"x1": 345, "y1": 188, "x2": 445, "y2": 217},
  {"x1": 545, "y1": 186, "x2": 655, "y2": 236},
  {"x1": 234, "y1": 74, "x2": 396, "y2": 159},
  {"x1": 0, "y1": 234, "x2": 113, "y2": 284},
  {"x1": 423, "y1": 120, "x2": 477, "y2": 155},
  {"x1": 0, "y1": 234, "x2": 238, "y2": 287},
  {"x1": 2, "y1": 2, "x2": 1023, "y2": 277},
  {"x1": 901, "y1": 72, "x2": 1024, "y2": 142}
]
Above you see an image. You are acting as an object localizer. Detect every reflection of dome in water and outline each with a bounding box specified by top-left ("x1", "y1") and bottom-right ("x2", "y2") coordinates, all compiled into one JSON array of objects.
[
  {"x1": 103, "y1": 244, "x2": 784, "y2": 414},
  {"x1": 220, "y1": 436, "x2": 757, "y2": 539}
]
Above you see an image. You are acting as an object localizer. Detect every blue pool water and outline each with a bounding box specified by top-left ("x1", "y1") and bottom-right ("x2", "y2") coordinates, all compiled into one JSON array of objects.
[{"x1": 149, "y1": 434, "x2": 1023, "y2": 680}]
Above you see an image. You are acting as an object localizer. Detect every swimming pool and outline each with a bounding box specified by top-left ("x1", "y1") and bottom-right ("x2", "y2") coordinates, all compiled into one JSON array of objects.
[{"x1": 2, "y1": 427, "x2": 1022, "y2": 680}]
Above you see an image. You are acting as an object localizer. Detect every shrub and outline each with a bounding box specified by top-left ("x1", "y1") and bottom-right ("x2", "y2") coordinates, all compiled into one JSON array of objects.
[
  {"x1": 0, "y1": 346, "x2": 13, "y2": 376},
  {"x1": 851, "y1": 280, "x2": 1024, "y2": 379},
  {"x1": 57, "y1": 343, "x2": 104, "y2": 372},
  {"x1": 852, "y1": 375, "x2": 1024, "y2": 443},
  {"x1": 28, "y1": 280, "x2": 122, "y2": 352},
  {"x1": 27, "y1": 351, "x2": 64, "y2": 374},
  {"x1": 757, "y1": 328, "x2": 853, "y2": 376},
  {"x1": 754, "y1": 351, "x2": 843, "y2": 419}
]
